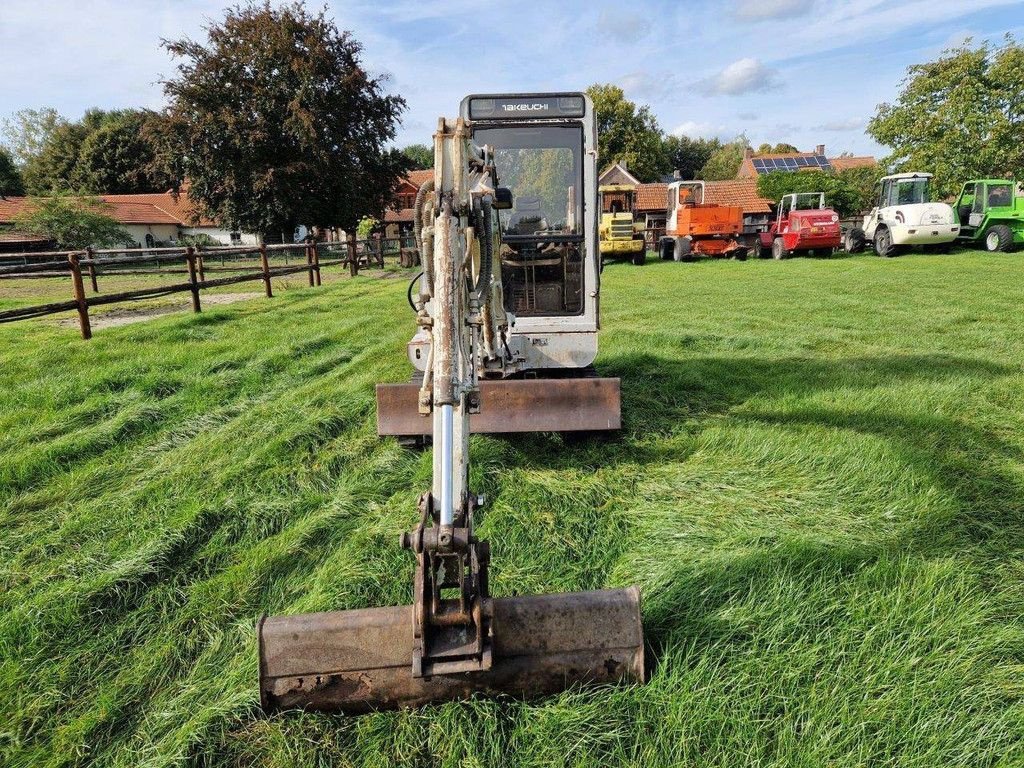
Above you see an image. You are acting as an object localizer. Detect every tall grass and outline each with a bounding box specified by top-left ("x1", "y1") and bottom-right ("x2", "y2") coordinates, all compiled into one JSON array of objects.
[{"x1": 1, "y1": 252, "x2": 1022, "y2": 767}]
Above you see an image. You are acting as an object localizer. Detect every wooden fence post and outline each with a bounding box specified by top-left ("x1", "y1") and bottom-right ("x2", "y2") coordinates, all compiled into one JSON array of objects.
[
  {"x1": 85, "y1": 246, "x2": 99, "y2": 293},
  {"x1": 311, "y1": 242, "x2": 321, "y2": 286},
  {"x1": 68, "y1": 251, "x2": 92, "y2": 340},
  {"x1": 185, "y1": 246, "x2": 201, "y2": 313},
  {"x1": 305, "y1": 241, "x2": 315, "y2": 287},
  {"x1": 347, "y1": 233, "x2": 358, "y2": 277},
  {"x1": 374, "y1": 234, "x2": 384, "y2": 268},
  {"x1": 196, "y1": 248, "x2": 206, "y2": 282},
  {"x1": 259, "y1": 243, "x2": 273, "y2": 298}
]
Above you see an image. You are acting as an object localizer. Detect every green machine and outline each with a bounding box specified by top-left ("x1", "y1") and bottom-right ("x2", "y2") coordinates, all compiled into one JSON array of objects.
[{"x1": 953, "y1": 179, "x2": 1024, "y2": 252}]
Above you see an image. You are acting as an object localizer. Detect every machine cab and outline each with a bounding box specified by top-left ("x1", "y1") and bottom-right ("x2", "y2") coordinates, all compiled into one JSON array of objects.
[{"x1": 460, "y1": 93, "x2": 598, "y2": 342}]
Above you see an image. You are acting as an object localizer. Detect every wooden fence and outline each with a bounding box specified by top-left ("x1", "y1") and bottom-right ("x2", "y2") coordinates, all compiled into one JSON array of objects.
[{"x1": 0, "y1": 235, "x2": 419, "y2": 339}]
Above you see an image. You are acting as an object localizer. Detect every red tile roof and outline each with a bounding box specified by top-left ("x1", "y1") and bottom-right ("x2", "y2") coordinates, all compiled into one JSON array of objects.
[
  {"x1": 635, "y1": 180, "x2": 771, "y2": 214},
  {"x1": 705, "y1": 180, "x2": 773, "y2": 214},
  {"x1": 0, "y1": 228, "x2": 47, "y2": 243},
  {"x1": 829, "y1": 156, "x2": 877, "y2": 171},
  {"x1": 0, "y1": 191, "x2": 217, "y2": 227},
  {"x1": 406, "y1": 169, "x2": 434, "y2": 188},
  {"x1": 384, "y1": 208, "x2": 415, "y2": 223}
]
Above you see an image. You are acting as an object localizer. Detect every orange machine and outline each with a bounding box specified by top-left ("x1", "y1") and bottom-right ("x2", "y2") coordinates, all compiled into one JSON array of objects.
[{"x1": 658, "y1": 181, "x2": 747, "y2": 260}]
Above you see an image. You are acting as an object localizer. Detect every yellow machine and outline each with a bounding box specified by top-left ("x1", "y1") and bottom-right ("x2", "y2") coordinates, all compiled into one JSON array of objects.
[{"x1": 599, "y1": 184, "x2": 646, "y2": 265}]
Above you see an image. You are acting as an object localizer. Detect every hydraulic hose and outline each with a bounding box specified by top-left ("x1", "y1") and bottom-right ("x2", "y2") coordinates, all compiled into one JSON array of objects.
[
  {"x1": 407, "y1": 270, "x2": 424, "y2": 312},
  {"x1": 474, "y1": 197, "x2": 493, "y2": 297},
  {"x1": 413, "y1": 179, "x2": 435, "y2": 295}
]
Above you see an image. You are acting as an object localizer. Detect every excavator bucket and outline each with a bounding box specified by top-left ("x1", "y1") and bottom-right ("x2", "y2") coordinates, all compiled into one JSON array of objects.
[
  {"x1": 258, "y1": 586, "x2": 644, "y2": 713},
  {"x1": 376, "y1": 377, "x2": 621, "y2": 436}
]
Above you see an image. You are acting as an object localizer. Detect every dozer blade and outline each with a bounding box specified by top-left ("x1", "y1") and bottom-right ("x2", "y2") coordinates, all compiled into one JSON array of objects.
[
  {"x1": 259, "y1": 586, "x2": 644, "y2": 713},
  {"x1": 376, "y1": 377, "x2": 621, "y2": 436}
]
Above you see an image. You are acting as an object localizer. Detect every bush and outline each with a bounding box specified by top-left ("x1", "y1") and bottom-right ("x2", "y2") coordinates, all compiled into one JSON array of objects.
[
  {"x1": 13, "y1": 193, "x2": 134, "y2": 249},
  {"x1": 756, "y1": 170, "x2": 862, "y2": 217}
]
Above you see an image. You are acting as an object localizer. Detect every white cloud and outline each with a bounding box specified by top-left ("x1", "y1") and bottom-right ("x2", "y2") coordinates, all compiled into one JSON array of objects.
[
  {"x1": 734, "y1": 0, "x2": 813, "y2": 20},
  {"x1": 697, "y1": 58, "x2": 779, "y2": 96},
  {"x1": 671, "y1": 120, "x2": 729, "y2": 139}
]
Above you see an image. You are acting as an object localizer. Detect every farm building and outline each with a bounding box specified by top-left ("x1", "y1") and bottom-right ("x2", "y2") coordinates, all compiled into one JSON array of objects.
[
  {"x1": 635, "y1": 179, "x2": 773, "y2": 236},
  {"x1": 737, "y1": 144, "x2": 876, "y2": 178},
  {"x1": 384, "y1": 169, "x2": 433, "y2": 239},
  {"x1": 0, "y1": 190, "x2": 259, "y2": 248},
  {"x1": 598, "y1": 162, "x2": 641, "y2": 187}
]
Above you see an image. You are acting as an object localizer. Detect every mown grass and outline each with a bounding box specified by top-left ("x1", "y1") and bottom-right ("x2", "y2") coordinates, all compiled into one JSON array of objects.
[{"x1": 1, "y1": 250, "x2": 1023, "y2": 767}]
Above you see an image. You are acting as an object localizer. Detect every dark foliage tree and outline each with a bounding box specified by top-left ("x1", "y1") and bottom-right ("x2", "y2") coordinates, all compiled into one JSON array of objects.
[
  {"x1": 158, "y1": 2, "x2": 410, "y2": 238},
  {"x1": 401, "y1": 144, "x2": 433, "y2": 170},
  {"x1": 21, "y1": 110, "x2": 108, "y2": 194},
  {"x1": 662, "y1": 135, "x2": 721, "y2": 179},
  {"x1": 72, "y1": 110, "x2": 172, "y2": 194},
  {"x1": 756, "y1": 142, "x2": 800, "y2": 154},
  {"x1": 0, "y1": 148, "x2": 24, "y2": 197}
]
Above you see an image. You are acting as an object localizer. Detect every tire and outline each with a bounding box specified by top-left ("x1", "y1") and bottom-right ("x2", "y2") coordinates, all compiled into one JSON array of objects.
[
  {"x1": 673, "y1": 237, "x2": 692, "y2": 262},
  {"x1": 734, "y1": 246, "x2": 748, "y2": 261},
  {"x1": 874, "y1": 226, "x2": 898, "y2": 257},
  {"x1": 659, "y1": 239, "x2": 674, "y2": 260},
  {"x1": 984, "y1": 224, "x2": 1014, "y2": 253},
  {"x1": 632, "y1": 249, "x2": 646, "y2": 266},
  {"x1": 772, "y1": 237, "x2": 788, "y2": 260},
  {"x1": 758, "y1": 243, "x2": 771, "y2": 258},
  {"x1": 845, "y1": 228, "x2": 865, "y2": 254}
]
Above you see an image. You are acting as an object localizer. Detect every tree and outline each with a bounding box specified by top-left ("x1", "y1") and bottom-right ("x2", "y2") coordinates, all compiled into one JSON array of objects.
[
  {"x1": 662, "y1": 135, "x2": 721, "y2": 180},
  {"x1": 868, "y1": 36, "x2": 1024, "y2": 197},
  {"x1": 756, "y1": 142, "x2": 799, "y2": 154},
  {"x1": 402, "y1": 144, "x2": 433, "y2": 170},
  {"x1": 836, "y1": 165, "x2": 885, "y2": 214},
  {"x1": 586, "y1": 84, "x2": 667, "y2": 182},
  {"x1": 755, "y1": 170, "x2": 861, "y2": 217},
  {"x1": 20, "y1": 109, "x2": 117, "y2": 194},
  {"x1": 0, "y1": 148, "x2": 24, "y2": 197},
  {"x1": 1, "y1": 108, "x2": 63, "y2": 168},
  {"x1": 13, "y1": 193, "x2": 134, "y2": 249},
  {"x1": 158, "y1": 2, "x2": 410, "y2": 239},
  {"x1": 699, "y1": 137, "x2": 750, "y2": 180},
  {"x1": 72, "y1": 110, "x2": 172, "y2": 194}
]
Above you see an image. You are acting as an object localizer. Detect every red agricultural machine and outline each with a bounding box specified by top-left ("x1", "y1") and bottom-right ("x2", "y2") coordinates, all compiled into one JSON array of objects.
[
  {"x1": 658, "y1": 181, "x2": 748, "y2": 261},
  {"x1": 759, "y1": 192, "x2": 841, "y2": 259}
]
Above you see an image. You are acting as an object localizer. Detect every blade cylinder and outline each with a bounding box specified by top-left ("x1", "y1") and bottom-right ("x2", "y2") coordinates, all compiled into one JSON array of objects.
[{"x1": 259, "y1": 586, "x2": 644, "y2": 713}]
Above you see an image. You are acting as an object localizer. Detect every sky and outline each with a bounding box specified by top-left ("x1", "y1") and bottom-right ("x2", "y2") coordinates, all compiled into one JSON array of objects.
[{"x1": 1, "y1": 0, "x2": 1021, "y2": 159}]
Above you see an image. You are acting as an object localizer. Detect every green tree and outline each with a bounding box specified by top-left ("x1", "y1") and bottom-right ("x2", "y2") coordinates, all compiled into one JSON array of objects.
[
  {"x1": 0, "y1": 148, "x2": 24, "y2": 197},
  {"x1": 21, "y1": 109, "x2": 115, "y2": 193},
  {"x1": 72, "y1": 110, "x2": 172, "y2": 194},
  {"x1": 158, "y1": 2, "x2": 410, "y2": 238},
  {"x1": 836, "y1": 165, "x2": 885, "y2": 214},
  {"x1": 401, "y1": 144, "x2": 433, "y2": 170},
  {"x1": 13, "y1": 193, "x2": 134, "y2": 249},
  {"x1": 586, "y1": 84, "x2": 667, "y2": 182},
  {"x1": 662, "y1": 135, "x2": 721, "y2": 179},
  {"x1": 869, "y1": 36, "x2": 1024, "y2": 197},
  {"x1": 699, "y1": 136, "x2": 750, "y2": 180},
  {"x1": 755, "y1": 170, "x2": 860, "y2": 217},
  {"x1": 756, "y1": 142, "x2": 799, "y2": 154},
  {"x1": 1, "y1": 107, "x2": 63, "y2": 168}
]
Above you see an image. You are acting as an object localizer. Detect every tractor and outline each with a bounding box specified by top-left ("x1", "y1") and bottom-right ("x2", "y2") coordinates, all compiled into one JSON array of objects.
[
  {"x1": 599, "y1": 183, "x2": 647, "y2": 265},
  {"x1": 658, "y1": 180, "x2": 748, "y2": 261},
  {"x1": 952, "y1": 179, "x2": 1024, "y2": 252},
  {"x1": 759, "y1": 192, "x2": 841, "y2": 259},
  {"x1": 845, "y1": 172, "x2": 959, "y2": 256}
]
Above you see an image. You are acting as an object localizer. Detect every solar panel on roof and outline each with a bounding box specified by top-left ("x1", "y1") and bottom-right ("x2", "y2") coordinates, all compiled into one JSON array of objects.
[
  {"x1": 785, "y1": 158, "x2": 799, "y2": 169},
  {"x1": 796, "y1": 156, "x2": 809, "y2": 167}
]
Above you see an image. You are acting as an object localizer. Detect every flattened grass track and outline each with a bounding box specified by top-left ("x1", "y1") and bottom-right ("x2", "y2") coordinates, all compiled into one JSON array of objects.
[{"x1": 1, "y1": 252, "x2": 1022, "y2": 767}]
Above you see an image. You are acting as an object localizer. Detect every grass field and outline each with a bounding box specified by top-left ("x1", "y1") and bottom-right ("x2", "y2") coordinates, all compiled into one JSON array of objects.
[{"x1": 2, "y1": 251, "x2": 1023, "y2": 767}]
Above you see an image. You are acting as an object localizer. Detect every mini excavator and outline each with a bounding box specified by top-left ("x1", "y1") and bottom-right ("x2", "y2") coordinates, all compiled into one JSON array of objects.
[{"x1": 258, "y1": 93, "x2": 645, "y2": 713}]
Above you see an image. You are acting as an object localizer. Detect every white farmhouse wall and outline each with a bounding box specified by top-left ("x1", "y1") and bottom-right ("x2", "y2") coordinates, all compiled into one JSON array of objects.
[
  {"x1": 122, "y1": 224, "x2": 180, "y2": 247},
  {"x1": 180, "y1": 226, "x2": 259, "y2": 246}
]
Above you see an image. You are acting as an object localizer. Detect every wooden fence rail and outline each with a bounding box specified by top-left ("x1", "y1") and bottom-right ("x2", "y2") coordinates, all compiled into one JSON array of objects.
[{"x1": 0, "y1": 236, "x2": 419, "y2": 339}]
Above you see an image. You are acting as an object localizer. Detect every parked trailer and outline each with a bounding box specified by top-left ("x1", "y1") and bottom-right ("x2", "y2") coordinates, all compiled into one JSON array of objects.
[
  {"x1": 759, "y1": 192, "x2": 842, "y2": 259},
  {"x1": 952, "y1": 179, "x2": 1024, "y2": 252}
]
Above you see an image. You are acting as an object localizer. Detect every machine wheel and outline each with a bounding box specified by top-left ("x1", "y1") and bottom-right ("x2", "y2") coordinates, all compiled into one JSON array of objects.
[
  {"x1": 758, "y1": 243, "x2": 771, "y2": 258},
  {"x1": 632, "y1": 249, "x2": 647, "y2": 265},
  {"x1": 874, "y1": 226, "x2": 899, "y2": 257},
  {"x1": 733, "y1": 246, "x2": 749, "y2": 261},
  {"x1": 845, "y1": 228, "x2": 865, "y2": 254},
  {"x1": 985, "y1": 225, "x2": 1014, "y2": 252},
  {"x1": 771, "y1": 237, "x2": 789, "y2": 260},
  {"x1": 673, "y1": 237, "x2": 692, "y2": 262},
  {"x1": 659, "y1": 239, "x2": 674, "y2": 260}
]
